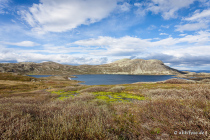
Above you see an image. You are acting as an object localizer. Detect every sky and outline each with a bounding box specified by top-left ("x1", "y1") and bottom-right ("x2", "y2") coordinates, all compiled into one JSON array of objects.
[{"x1": 0, "y1": 0, "x2": 210, "y2": 70}]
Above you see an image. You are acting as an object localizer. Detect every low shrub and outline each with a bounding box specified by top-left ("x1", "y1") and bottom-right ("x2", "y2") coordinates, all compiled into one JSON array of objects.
[
  {"x1": 0, "y1": 72, "x2": 36, "y2": 81},
  {"x1": 200, "y1": 78, "x2": 210, "y2": 83},
  {"x1": 79, "y1": 86, "x2": 109, "y2": 93},
  {"x1": 109, "y1": 86, "x2": 125, "y2": 93},
  {"x1": 63, "y1": 85, "x2": 86, "y2": 92},
  {"x1": 143, "y1": 85, "x2": 210, "y2": 101}
]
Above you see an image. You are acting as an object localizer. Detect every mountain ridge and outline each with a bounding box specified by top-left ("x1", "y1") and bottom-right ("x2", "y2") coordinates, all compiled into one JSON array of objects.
[{"x1": 0, "y1": 59, "x2": 185, "y2": 75}]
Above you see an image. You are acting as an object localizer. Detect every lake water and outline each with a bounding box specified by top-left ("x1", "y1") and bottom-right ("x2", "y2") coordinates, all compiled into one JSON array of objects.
[
  {"x1": 27, "y1": 75, "x2": 53, "y2": 78},
  {"x1": 71, "y1": 74, "x2": 175, "y2": 85}
]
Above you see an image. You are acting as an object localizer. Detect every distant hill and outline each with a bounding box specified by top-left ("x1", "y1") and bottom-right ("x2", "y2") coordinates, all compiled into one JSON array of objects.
[
  {"x1": 0, "y1": 59, "x2": 185, "y2": 75},
  {"x1": 183, "y1": 70, "x2": 210, "y2": 73}
]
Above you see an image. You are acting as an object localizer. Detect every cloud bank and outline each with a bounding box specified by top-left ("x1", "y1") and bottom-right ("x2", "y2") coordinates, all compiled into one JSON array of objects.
[
  {"x1": 1, "y1": 30, "x2": 210, "y2": 69},
  {"x1": 176, "y1": 9, "x2": 210, "y2": 32},
  {"x1": 20, "y1": 0, "x2": 118, "y2": 33},
  {"x1": 2, "y1": 41, "x2": 40, "y2": 47}
]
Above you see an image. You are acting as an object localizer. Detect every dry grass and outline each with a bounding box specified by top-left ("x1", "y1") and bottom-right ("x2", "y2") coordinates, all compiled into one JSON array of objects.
[
  {"x1": 0, "y1": 85, "x2": 209, "y2": 139},
  {"x1": 200, "y1": 78, "x2": 210, "y2": 84},
  {"x1": 0, "y1": 78, "x2": 79, "y2": 94},
  {"x1": 142, "y1": 85, "x2": 210, "y2": 100},
  {"x1": 0, "y1": 92, "x2": 119, "y2": 139},
  {"x1": 109, "y1": 86, "x2": 125, "y2": 93},
  {"x1": 0, "y1": 74, "x2": 209, "y2": 139},
  {"x1": 158, "y1": 78, "x2": 196, "y2": 84},
  {"x1": 79, "y1": 86, "x2": 110, "y2": 93},
  {"x1": 63, "y1": 85, "x2": 87, "y2": 92},
  {"x1": 0, "y1": 72, "x2": 36, "y2": 81}
]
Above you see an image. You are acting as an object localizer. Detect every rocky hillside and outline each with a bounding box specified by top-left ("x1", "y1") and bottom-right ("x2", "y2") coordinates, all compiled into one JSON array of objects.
[{"x1": 0, "y1": 59, "x2": 185, "y2": 75}]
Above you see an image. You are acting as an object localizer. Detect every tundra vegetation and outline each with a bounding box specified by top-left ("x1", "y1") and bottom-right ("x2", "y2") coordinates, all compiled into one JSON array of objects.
[{"x1": 0, "y1": 72, "x2": 209, "y2": 140}]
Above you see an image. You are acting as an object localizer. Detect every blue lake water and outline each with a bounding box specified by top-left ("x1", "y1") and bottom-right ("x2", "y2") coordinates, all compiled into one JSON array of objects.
[
  {"x1": 71, "y1": 74, "x2": 176, "y2": 85},
  {"x1": 27, "y1": 75, "x2": 53, "y2": 78}
]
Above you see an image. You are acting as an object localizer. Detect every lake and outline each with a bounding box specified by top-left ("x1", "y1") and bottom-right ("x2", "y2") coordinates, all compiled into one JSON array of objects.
[{"x1": 71, "y1": 74, "x2": 175, "y2": 85}]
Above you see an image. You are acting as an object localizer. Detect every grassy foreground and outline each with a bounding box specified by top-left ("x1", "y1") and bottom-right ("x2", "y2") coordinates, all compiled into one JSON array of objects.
[{"x1": 0, "y1": 73, "x2": 209, "y2": 139}]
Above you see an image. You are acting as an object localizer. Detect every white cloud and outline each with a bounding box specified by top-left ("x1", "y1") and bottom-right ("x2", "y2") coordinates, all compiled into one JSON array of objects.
[
  {"x1": 1, "y1": 31, "x2": 210, "y2": 67},
  {"x1": 0, "y1": 47, "x2": 108, "y2": 65},
  {"x1": 153, "y1": 38, "x2": 160, "y2": 40},
  {"x1": 147, "y1": 25, "x2": 157, "y2": 30},
  {"x1": 161, "y1": 25, "x2": 170, "y2": 28},
  {"x1": 175, "y1": 22, "x2": 209, "y2": 32},
  {"x1": 200, "y1": 0, "x2": 210, "y2": 7},
  {"x1": 185, "y1": 9, "x2": 210, "y2": 21},
  {"x1": 163, "y1": 45, "x2": 210, "y2": 57},
  {"x1": 72, "y1": 31, "x2": 210, "y2": 56},
  {"x1": 72, "y1": 36, "x2": 151, "y2": 56},
  {"x1": 144, "y1": 52, "x2": 210, "y2": 69},
  {"x1": 177, "y1": 31, "x2": 210, "y2": 44},
  {"x1": 176, "y1": 9, "x2": 210, "y2": 32},
  {"x1": 0, "y1": 0, "x2": 9, "y2": 14},
  {"x1": 134, "y1": 3, "x2": 147, "y2": 16},
  {"x1": 20, "y1": 0, "x2": 118, "y2": 33},
  {"x1": 118, "y1": 2, "x2": 130, "y2": 12},
  {"x1": 2, "y1": 41, "x2": 40, "y2": 47},
  {"x1": 135, "y1": 0, "x2": 196, "y2": 19},
  {"x1": 159, "y1": 33, "x2": 168, "y2": 35},
  {"x1": 179, "y1": 34, "x2": 187, "y2": 36},
  {"x1": 41, "y1": 44, "x2": 95, "y2": 54}
]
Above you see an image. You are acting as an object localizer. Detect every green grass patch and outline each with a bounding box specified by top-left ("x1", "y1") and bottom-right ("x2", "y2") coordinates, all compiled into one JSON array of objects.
[
  {"x1": 51, "y1": 89, "x2": 146, "y2": 102},
  {"x1": 92, "y1": 91, "x2": 145, "y2": 102},
  {"x1": 151, "y1": 128, "x2": 161, "y2": 134},
  {"x1": 51, "y1": 90, "x2": 78, "y2": 100}
]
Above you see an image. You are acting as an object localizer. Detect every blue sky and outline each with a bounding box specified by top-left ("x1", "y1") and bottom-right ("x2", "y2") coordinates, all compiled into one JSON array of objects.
[{"x1": 0, "y1": 0, "x2": 210, "y2": 70}]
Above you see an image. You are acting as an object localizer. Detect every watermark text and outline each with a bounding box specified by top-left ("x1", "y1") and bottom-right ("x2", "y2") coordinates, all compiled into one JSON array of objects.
[{"x1": 174, "y1": 130, "x2": 208, "y2": 136}]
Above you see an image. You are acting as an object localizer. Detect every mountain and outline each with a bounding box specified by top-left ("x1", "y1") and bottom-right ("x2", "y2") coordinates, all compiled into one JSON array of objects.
[
  {"x1": 183, "y1": 70, "x2": 210, "y2": 73},
  {"x1": 0, "y1": 59, "x2": 185, "y2": 75}
]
